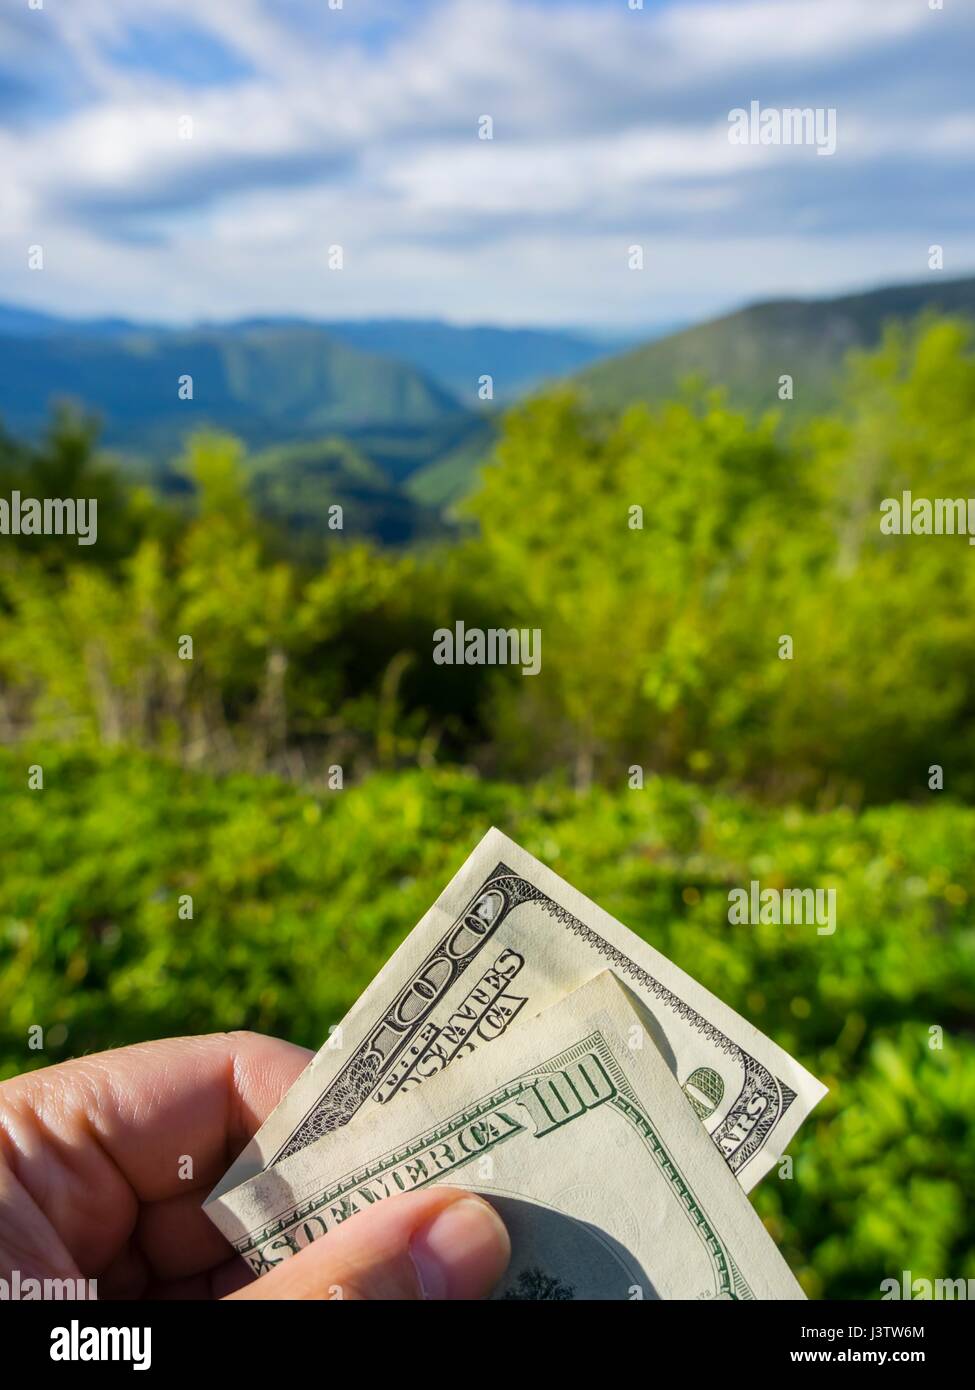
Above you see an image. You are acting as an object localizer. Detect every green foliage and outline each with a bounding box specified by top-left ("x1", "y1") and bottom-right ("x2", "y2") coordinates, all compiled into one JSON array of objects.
[
  {"x1": 5, "y1": 316, "x2": 975, "y2": 803},
  {"x1": 468, "y1": 319, "x2": 975, "y2": 800},
  {"x1": 0, "y1": 407, "x2": 164, "y2": 571},
  {"x1": 0, "y1": 430, "x2": 493, "y2": 766},
  {"x1": 2, "y1": 314, "x2": 975, "y2": 1301},
  {"x1": 1, "y1": 747, "x2": 972, "y2": 1298}
]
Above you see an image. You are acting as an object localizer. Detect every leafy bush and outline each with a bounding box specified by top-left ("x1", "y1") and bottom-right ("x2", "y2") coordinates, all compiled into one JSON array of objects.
[
  {"x1": 468, "y1": 318, "x2": 975, "y2": 798},
  {"x1": 4, "y1": 319, "x2": 975, "y2": 802}
]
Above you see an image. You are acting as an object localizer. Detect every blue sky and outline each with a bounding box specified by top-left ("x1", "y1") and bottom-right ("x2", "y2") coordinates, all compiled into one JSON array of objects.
[{"x1": 0, "y1": 0, "x2": 972, "y2": 330}]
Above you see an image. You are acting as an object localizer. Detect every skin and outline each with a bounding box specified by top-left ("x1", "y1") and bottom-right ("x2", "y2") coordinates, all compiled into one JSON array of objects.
[{"x1": 0, "y1": 1031, "x2": 510, "y2": 1301}]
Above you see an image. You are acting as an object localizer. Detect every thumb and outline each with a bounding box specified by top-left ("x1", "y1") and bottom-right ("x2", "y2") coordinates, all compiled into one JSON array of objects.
[{"x1": 226, "y1": 1188, "x2": 510, "y2": 1301}]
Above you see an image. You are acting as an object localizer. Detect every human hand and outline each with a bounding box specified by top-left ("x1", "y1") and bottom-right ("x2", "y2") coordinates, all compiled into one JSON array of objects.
[{"x1": 0, "y1": 1032, "x2": 510, "y2": 1300}]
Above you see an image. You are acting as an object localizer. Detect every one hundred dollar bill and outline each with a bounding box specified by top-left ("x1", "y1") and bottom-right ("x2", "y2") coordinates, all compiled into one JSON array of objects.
[
  {"x1": 210, "y1": 828, "x2": 825, "y2": 1204},
  {"x1": 206, "y1": 972, "x2": 806, "y2": 1299}
]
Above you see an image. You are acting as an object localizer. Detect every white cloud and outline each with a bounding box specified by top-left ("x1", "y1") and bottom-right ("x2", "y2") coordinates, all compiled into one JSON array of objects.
[
  {"x1": 657, "y1": 0, "x2": 928, "y2": 72},
  {"x1": 0, "y1": 0, "x2": 971, "y2": 326}
]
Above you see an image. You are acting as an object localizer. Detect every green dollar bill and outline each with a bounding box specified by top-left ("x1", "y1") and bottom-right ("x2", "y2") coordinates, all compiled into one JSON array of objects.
[
  {"x1": 206, "y1": 972, "x2": 806, "y2": 1300},
  {"x1": 211, "y1": 830, "x2": 825, "y2": 1206}
]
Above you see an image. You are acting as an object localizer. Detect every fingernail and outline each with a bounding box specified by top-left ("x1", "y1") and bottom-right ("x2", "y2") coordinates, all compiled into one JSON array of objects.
[{"x1": 409, "y1": 1197, "x2": 510, "y2": 1300}]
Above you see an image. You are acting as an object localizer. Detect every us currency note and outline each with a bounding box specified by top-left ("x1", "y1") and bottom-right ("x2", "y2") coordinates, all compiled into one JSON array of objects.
[
  {"x1": 206, "y1": 972, "x2": 806, "y2": 1299},
  {"x1": 210, "y1": 828, "x2": 825, "y2": 1203}
]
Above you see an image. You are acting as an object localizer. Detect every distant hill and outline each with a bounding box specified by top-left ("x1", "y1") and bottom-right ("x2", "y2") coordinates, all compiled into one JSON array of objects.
[
  {"x1": 0, "y1": 321, "x2": 465, "y2": 456},
  {"x1": 575, "y1": 276, "x2": 975, "y2": 417},
  {"x1": 244, "y1": 437, "x2": 442, "y2": 549},
  {"x1": 0, "y1": 303, "x2": 151, "y2": 338},
  {"x1": 0, "y1": 306, "x2": 622, "y2": 441},
  {"x1": 6, "y1": 279, "x2": 972, "y2": 539},
  {"x1": 312, "y1": 319, "x2": 622, "y2": 399},
  {"x1": 0, "y1": 308, "x2": 622, "y2": 520}
]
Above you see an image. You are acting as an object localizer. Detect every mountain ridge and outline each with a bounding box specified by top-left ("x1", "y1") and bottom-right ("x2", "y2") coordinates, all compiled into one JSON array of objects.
[
  {"x1": 0, "y1": 320, "x2": 469, "y2": 456},
  {"x1": 574, "y1": 274, "x2": 975, "y2": 417},
  {"x1": 3, "y1": 273, "x2": 973, "y2": 539},
  {"x1": 0, "y1": 303, "x2": 626, "y2": 404}
]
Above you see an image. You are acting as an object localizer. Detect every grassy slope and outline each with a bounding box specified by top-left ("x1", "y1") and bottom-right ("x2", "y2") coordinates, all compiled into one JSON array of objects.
[
  {"x1": 575, "y1": 276, "x2": 975, "y2": 418},
  {"x1": 404, "y1": 417, "x2": 497, "y2": 510},
  {"x1": 245, "y1": 436, "x2": 443, "y2": 546}
]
